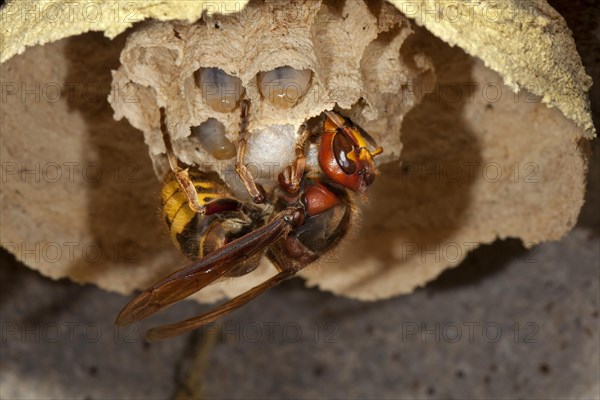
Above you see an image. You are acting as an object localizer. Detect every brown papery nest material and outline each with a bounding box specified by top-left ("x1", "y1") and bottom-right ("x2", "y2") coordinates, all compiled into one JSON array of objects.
[{"x1": 0, "y1": 0, "x2": 594, "y2": 302}]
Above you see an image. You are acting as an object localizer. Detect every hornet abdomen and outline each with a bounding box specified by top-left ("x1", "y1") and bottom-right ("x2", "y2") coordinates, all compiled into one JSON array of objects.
[{"x1": 161, "y1": 170, "x2": 250, "y2": 260}]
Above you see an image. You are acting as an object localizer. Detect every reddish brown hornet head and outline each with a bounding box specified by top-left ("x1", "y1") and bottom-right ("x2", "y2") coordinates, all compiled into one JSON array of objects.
[{"x1": 318, "y1": 111, "x2": 383, "y2": 192}]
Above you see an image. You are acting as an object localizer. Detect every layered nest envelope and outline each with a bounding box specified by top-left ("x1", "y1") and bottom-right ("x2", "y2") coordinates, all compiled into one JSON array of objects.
[{"x1": 0, "y1": 0, "x2": 595, "y2": 302}]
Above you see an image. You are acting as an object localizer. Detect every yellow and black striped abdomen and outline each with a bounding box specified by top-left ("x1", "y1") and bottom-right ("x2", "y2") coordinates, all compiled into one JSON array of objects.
[{"x1": 161, "y1": 170, "x2": 236, "y2": 260}]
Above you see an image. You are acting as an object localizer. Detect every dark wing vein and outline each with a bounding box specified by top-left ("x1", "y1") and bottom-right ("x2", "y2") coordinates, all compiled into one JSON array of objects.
[
  {"x1": 115, "y1": 212, "x2": 293, "y2": 326},
  {"x1": 145, "y1": 269, "x2": 296, "y2": 341}
]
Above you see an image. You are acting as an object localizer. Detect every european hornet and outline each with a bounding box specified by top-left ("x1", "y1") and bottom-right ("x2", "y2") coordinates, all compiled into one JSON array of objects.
[{"x1": 116, "y1": 100, "x2": 383, "y2": 341}]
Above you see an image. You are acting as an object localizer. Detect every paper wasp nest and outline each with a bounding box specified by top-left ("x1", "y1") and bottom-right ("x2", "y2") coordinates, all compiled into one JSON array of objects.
[
  {"x1": 0, "y1": 0, "x2": 594, "y2": 301},
  {"x1": 109, "y1": 1, "x2": 426, "y2": 192},
  {"x1": 106, "y1": 0, "x2": 436, "y2": 299}
]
